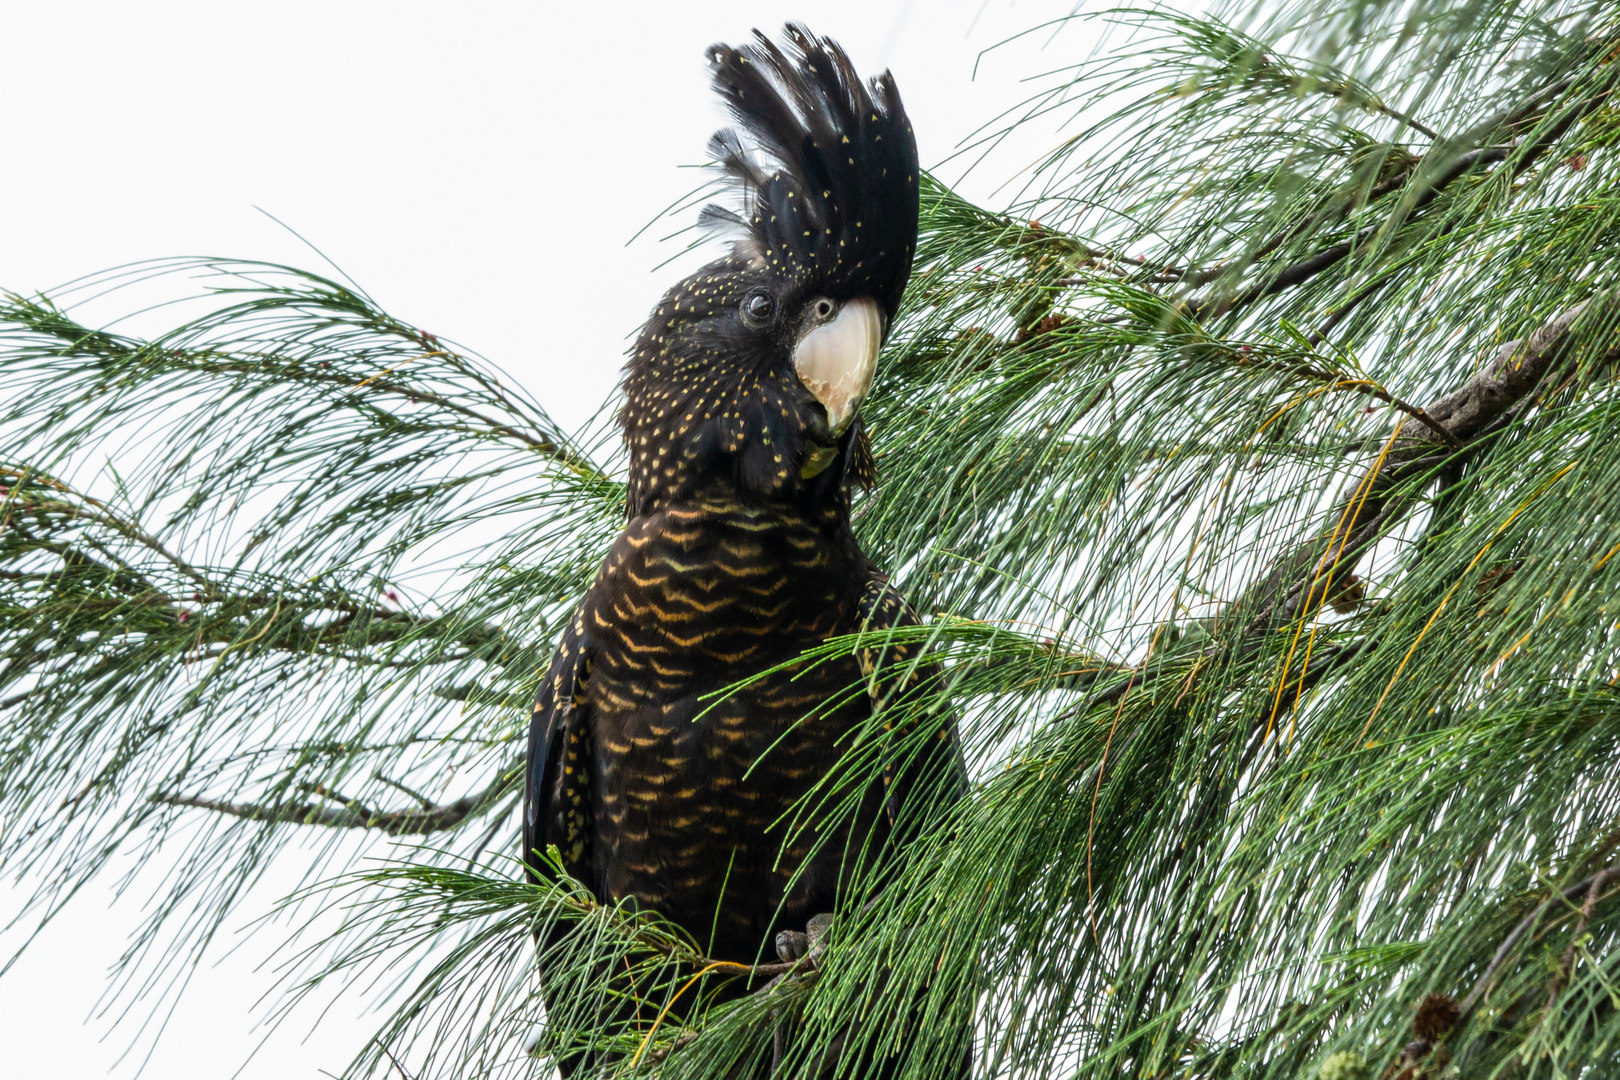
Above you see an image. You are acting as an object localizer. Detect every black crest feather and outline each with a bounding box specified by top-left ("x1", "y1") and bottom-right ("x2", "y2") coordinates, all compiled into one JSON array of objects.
[{"x1": 704, "y1": 25, "x2": 920, "y2": 325}]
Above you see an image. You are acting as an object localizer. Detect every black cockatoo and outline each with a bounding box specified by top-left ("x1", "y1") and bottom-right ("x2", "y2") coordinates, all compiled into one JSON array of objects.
[{"x1": 522, "y1": 24, "x2": 964, "y2": 1071}]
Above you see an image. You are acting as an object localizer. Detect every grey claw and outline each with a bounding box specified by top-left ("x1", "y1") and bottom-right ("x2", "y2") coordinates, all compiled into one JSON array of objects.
[{"x1": 775, "y1": 929, "x2": 808, "y2": 962}]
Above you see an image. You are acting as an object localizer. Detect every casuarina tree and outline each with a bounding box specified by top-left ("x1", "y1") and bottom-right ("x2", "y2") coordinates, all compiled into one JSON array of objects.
[{"x1": 3, "y1": 2, "x2": 1618, "y2": 1077}]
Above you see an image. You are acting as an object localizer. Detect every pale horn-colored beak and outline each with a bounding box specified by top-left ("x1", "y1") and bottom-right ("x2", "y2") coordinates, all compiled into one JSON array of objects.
[{"x1": 793, "y1": 297, "x2": 881, "y2": 437}]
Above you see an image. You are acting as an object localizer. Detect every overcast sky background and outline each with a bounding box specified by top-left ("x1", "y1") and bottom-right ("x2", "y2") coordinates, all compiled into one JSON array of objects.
[{"x1": 0, "y1": 3, "x2": 1110, "y2": 1076}]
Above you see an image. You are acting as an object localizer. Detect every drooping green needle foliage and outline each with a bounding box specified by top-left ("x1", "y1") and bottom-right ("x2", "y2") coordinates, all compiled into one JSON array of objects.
[
  {"x1": 0, "y1": 259, "x2": 623, "y2": 1041},
  {"x1": 6, "y1": 0, "x2": 1620, "y2": 1077}
]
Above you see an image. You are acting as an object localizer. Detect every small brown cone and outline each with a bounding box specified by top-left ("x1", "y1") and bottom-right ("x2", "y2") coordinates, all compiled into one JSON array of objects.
[
  {"x1": 1413, "y1": 992, "x2": 1460, "y2": 1042},
  {"x1": 1327, "y1": 574, "x2": 1366, "y2": 615}
]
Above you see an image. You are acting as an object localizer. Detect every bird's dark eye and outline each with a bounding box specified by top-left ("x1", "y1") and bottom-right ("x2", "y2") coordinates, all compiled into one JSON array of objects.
[
  {"x1": 813, "y1": 298, "x2": 835, "y2": 319},
  {"x1": 743, "y1": 292, "x2": 775, "y2": 324}
]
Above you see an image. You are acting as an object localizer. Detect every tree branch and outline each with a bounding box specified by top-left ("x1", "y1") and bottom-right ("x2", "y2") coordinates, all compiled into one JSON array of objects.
[
  {"x1": 1249, "y1": 288, "x2": 1620, "y2": 627},
  {"x1": 1077, "y1": 290, "x2": 1620, "y2": 728},
  {"x1": 1, "y1": 293, "x2": 610, "y2": 486},
  {"x1": 1184, "y1": 68, "x2": 1604, "y2": 321},
  {"x1": 1544, "y1": 869, "x2": 1607, "y2": 1017},
  {"x1": 192, "y1": 355, "x2": 607, "y2": 484},
  {"x1": 1461, "y1": 865, "x2": 1620, "y2": 1014},
  {"x1": 1276, "y1": 365, "x2": 1464, "y2": 448},
  {"x1": 149, "y1": 758, "x2": 522, "y2": 836},
  {"x1": 3, "y1": 465, "x2": 214, "y2": 590}
]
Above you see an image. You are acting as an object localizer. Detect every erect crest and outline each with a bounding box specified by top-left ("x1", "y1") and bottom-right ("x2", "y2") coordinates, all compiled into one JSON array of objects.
[{"x1": 703, "y1": 25, "x2": 920, "y2": 327}]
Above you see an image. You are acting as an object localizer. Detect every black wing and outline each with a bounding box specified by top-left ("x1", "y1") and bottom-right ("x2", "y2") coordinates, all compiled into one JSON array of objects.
[
  {"x1": 522, "y1": 607, "x2": 594, "y2": 886},
  {"x1": 855, "y1": 576, "x2": 970, "y2": 834}
]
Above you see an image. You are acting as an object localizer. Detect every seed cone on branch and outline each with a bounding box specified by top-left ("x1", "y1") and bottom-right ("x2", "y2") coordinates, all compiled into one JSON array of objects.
[{"x1": 1412, "y1": 992, "x2": 1460, "y2": 1043}]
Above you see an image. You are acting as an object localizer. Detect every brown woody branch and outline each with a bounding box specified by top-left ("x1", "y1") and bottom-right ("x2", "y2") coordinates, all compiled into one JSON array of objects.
[
  {"x1": 195, "y1": 355, "x2": 605, "y2": 483},
  {"x1": 1275, "y1": 363, "x2": 1463, "y2": 448},
  {"x1": 3, "y1": 295, "x2": 607, "y2": 485},
  {"x1": 1202, "y1": 146, "x2": 1516, "y2": 321},
  {"x1": 1183, "y1": 69, "x2": 1604, "y2": 321},
  {"x1": 1544, "y1": 870, "x2": 1608, "y2": 1016},
  {"x1": 1079, "y1": 289, "x2": 1620, "y2": 715},
  {"x1": 1306, "y1": 82, "x2": 1608, "y2": 345},
  {"x1": 3, "y1": 466, "x2": 215, "y2": 590},
  {"x1": 149, "y1": 758, "x2": 523, "y2": 836},
  {"x1": 1249, "y1": 288, "x2": 1620, "y2": 627},
  {"x1": 1461, "y1": 865, "x2": 1620, "y2": 1014}
]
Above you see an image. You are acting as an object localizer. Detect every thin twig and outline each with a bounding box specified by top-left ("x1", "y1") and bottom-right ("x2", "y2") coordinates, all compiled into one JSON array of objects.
[
  {"x1": 299, "y1": 781, "x2": 372, "y2": 817},
  {"x1": 374, "y1": 772, "x2": 436, "y2": 810},
  {"x1": 151, "y1": 758, "x2": 522, "y2": 836},
  {"x1": 1544, "y1": 870, "x2": 1607, "y2": 1018},
  {"x1": 1280, "y1": 362, "x2": 1464, "y2": 447},
  {"x1": 1461, "y1": 866, "x2": 1620, "y2": 1013},
  {"x1": 7, "y1": 468, "x2": 215, "y2": 590},
  {"x1": 373, "y1": 1038, "x2": 418, "y2": 1080},
  {"x1": 1182, "y1": 70, "x2": 1591, "y2": 321}
]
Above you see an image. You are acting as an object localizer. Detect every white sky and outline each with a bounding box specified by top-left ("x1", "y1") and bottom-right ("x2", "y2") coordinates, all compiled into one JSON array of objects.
[{"x1": 0, "y1": 2, "x2": 1116, "y2": 1076}]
